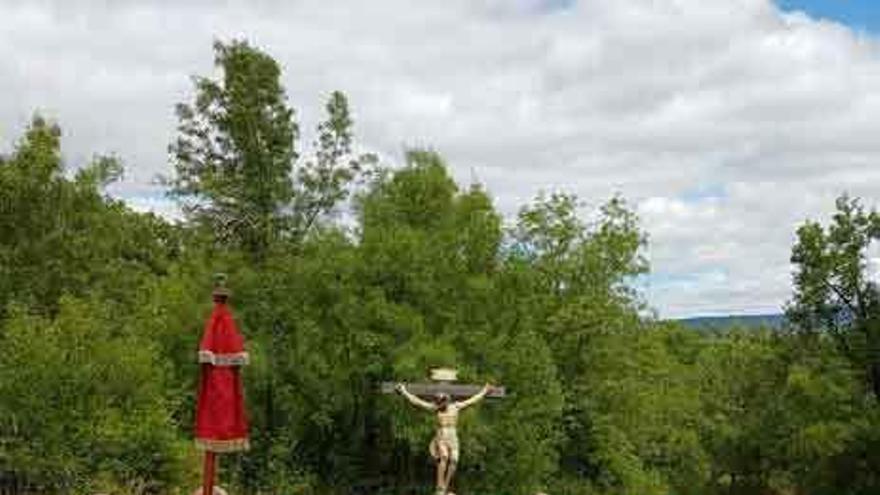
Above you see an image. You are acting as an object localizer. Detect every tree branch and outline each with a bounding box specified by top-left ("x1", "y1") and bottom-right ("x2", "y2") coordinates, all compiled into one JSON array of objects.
[{"x1": 826, "y1": 281, "x2": 859, "y2": 318}]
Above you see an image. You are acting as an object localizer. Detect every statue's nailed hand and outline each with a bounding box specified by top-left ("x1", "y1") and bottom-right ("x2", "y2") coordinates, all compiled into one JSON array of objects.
[{"x1": 395, "y1": 383, "x2": 405, "y2": 394}]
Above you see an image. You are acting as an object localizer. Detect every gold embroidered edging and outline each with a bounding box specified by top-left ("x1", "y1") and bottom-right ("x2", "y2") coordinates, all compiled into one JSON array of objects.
[
  {"x1": 195, "y1": 437, "x2": 250, "y2": 453},
  {"x1": 198, "y1": 351, "x2": 249, "y2": 366}
]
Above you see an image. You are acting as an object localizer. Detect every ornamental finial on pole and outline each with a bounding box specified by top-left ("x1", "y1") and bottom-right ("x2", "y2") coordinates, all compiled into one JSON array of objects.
[{"x1": 212, "y1": 273, "x2": 230, "y2": 301}]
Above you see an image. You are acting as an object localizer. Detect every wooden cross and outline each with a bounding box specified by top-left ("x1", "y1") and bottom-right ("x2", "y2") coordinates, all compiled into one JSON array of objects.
[
  {"x1": 379, "y1": 382, "x2": 506, "y2": 399},
  {"x1": 380, "y1": 368, "x2": 506, "y2": 399}
]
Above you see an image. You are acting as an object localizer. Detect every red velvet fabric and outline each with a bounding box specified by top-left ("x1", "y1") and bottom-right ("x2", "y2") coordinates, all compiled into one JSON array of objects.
[{"x1": 195, "y1": 302, "x2": 249, "y2": 451}]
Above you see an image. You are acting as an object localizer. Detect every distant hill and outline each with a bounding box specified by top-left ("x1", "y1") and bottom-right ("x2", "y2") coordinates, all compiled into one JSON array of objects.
[{"x1": 674, "y1": 313, "x2": 786, "y2": 331}]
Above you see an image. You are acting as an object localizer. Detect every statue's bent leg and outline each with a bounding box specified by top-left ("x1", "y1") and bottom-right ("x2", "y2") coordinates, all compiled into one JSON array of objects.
[
  {"x1": 442, "y1": 436, "x2": 459, "y2": 493},
  {"x1": 436, "y1": 445, "x2": 450, "y2": 494},
  {"x1": 443, "y1": 457, "x2": 457, "y2": 493}
]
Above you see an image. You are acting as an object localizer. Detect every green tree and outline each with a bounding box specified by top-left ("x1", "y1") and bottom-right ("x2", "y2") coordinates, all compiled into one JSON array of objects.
[
  {"x1": 547, "y1": 309, "x2": 706, "y2": 495},
  {"x1": 169, "y1": 40, "x2": 298, "y2": 259},
  {"x1": 511, "y1": 192, "x2": 648, "y2": 315},
  {"x1": 170, "y1": 41, "x2": 371, "y2": 259},
  {"x1": 0, "y1": 298, "x2": 191, "y2": 493},
  {"x1": 293, "y1": 91, "x2": 375, "y2": 239},
  {"x1": 786, "y1": 194, "x2": 880, "y2": 400},
  {"x1": 0, "y1": 116, "x2": 179, "y2": 316},
  {"x1": 696, "y1": 328, "x2": 873, "y2": 495},
  {"x1": 509, "y1": 191, "x2": 662, "y2": 493}
]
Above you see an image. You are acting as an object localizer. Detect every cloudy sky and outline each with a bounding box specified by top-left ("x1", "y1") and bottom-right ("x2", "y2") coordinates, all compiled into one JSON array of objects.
[{"x1": 2, "y1": 0, "x2": 879, "y2": 318}]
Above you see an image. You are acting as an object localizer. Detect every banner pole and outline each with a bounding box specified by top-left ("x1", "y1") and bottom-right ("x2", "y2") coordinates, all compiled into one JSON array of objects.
[{"x1": 202, "y1": 451, "x2": 216, "y2": 495}]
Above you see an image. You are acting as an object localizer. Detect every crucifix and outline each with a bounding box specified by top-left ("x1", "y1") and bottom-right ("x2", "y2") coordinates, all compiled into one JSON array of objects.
[{"x1": 382, "y1": 368, "x2": 506, "y2": 495}]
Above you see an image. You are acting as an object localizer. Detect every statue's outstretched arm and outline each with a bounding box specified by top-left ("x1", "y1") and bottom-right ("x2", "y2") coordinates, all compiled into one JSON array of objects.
[
  {"x1": 455, "y1": 383, "x2": 491, "y2": 410},
  {"x1": 397, "y1": 383, "x2": 436, "y2": 411}
]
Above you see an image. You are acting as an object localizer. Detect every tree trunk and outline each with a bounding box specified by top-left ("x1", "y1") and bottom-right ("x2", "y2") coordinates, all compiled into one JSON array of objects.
[{"x1": 870, "y1": 360, "x2": 880, "y2": 402}]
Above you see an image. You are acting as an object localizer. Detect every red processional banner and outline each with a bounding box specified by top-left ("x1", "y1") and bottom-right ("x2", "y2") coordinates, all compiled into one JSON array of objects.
[{"x1": 194, "y1": 298, "x2": 249, "y2": 452}]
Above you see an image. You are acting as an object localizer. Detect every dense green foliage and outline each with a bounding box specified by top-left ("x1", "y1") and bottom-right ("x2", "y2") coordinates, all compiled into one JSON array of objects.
[
  {"x1": 786, "y1": 195, "x2": 880, "y2": 400},
  {"x1": 2, "y1": 40, "x2": 879, "y2": 495}
]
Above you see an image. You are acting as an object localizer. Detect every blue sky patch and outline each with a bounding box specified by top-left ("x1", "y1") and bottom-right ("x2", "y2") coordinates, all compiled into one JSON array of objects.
[
  {"x1": 680, "y1": 183, "x2": 727, "y2": 203},
  {"x1": 776, "y1": 0, "x2": 880, "y2": 33}
]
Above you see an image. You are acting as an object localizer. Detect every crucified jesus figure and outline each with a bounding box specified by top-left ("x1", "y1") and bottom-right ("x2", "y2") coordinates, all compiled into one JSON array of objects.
[{"x1": 395, "y1": 382, "x2": 492, "y2": 495}]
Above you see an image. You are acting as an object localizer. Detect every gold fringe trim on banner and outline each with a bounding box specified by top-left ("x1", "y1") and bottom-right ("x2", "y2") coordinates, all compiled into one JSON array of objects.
[
  {"x1": 195, "y1": 437, "x2": 250, "y2": 453},
  {"x1": 198, "y1": 351, "x2": 249, "y2": 366}
]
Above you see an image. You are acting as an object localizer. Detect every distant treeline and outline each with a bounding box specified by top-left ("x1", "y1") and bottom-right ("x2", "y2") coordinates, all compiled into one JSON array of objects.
[
  {"x1": 676, "y1": 314, "x2": 786, "y2": 331},
  {"x1": 1, "y1": 40, "x2": 879, "y2": 495}
]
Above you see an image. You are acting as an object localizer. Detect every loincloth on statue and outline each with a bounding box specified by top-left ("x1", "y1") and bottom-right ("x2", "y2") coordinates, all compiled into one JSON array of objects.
[{"x1": 429, "y1": 427, "x2": 459, "y2": 462}]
